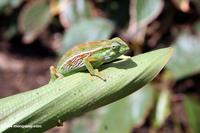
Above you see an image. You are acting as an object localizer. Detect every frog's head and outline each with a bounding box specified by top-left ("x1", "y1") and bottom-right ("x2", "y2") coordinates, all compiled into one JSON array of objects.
[
  {"x1": 101, "y1": 37, "x2": 129, "y2": 62},
  {"x1": 109, "y1": 37, "x2": 129, "y2": 55}
]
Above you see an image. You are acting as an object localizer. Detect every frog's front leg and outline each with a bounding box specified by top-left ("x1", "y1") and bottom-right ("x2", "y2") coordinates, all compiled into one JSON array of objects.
[
  {"x1": 118, "y1": 55, "x2": 130, "y2": 60},
  {"x1": 49, "y1": 66, "x2": 64, "y2": 83},
  {"x1": 83, "y1": 57, "x2": 106, "y2": 81}
]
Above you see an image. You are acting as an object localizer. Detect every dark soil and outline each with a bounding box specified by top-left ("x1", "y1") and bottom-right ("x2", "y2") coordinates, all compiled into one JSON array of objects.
[{"x1": 0, "y1": 35, "x2": 56, "y2": 98}]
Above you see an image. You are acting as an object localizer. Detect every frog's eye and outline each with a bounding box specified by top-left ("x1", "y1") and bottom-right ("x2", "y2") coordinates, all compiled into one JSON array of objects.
[{"x1": 111, "y1": 42, "x2": 120, "y2": 51}]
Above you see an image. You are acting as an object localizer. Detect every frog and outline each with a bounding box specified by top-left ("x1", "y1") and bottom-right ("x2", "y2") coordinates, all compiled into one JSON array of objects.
[{"x1": 50, "y1": 37, "x2": 129, "y2": 82}]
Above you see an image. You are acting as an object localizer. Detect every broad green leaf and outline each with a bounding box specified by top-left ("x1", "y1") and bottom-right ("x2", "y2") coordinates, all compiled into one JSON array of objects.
[
  {"x1": 18, "y1": 0, "x2": 52, "y2": 43},
  {"x1": 153, "y1": 89, "x2": 171, "y2": 129},
  {"x1": 97, "y1": 85, "x2": 155, "y2": 133},
  {"x1": 60, "y1": 18, "x2": 114, "y2": 54},
  {"x1": 0, "y1": 48, "x2": 173, "y2": 132},
  {"x1": 135, "y1": 0, "x2": 163, "y2": 26},
  {"x1": 183, "y1": 96, "x2": 200, "y2": 133},
  {"x1": 166, "y1": 32, "x2": 200, "y2": 79}
]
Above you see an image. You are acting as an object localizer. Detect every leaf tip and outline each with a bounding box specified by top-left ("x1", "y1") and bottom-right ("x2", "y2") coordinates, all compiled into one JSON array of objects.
[
  {"x1": 164, "y1": 47, "x2": 174, "y2": 64},
  {"x1": 168, "y1": 47, "x2": 174, "y2": 55}
]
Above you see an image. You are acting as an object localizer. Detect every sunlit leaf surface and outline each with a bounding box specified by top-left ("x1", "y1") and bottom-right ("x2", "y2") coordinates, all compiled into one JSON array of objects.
[{"x1": 0, "y1": 48, "x2": 173, "y2": 132}]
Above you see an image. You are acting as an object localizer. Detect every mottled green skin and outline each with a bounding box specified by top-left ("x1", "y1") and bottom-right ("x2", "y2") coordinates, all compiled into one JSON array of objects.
[{"x1": 50, "y1": 37, "x2": 129, "y2": 81}]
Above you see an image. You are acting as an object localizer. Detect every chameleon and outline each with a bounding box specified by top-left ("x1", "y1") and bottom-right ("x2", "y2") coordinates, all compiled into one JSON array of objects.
[{"x1": 50, "y1": 37, "x2": 129, "y2": 82}]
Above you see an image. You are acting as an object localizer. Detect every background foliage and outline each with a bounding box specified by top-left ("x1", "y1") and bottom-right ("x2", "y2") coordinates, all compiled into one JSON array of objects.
[{"x1": 0, "y1": 0, "x2": 199, "y2": 133}]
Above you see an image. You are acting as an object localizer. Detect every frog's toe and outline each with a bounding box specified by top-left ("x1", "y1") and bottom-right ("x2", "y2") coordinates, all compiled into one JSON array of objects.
[
  {"x1": 56, "y1": 73, "x2": 64, "y2": 79},
  {"x1": 92, "y1": 69, "x2": 106, "y2": 81}
]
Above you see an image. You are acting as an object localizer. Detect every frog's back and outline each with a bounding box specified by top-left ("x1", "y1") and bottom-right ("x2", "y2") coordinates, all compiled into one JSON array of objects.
[{"x1": 57, "y1": 40, "x2": 107, "y2": 68}]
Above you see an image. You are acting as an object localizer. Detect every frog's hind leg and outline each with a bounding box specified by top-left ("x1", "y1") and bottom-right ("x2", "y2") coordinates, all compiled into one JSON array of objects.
[
  {"x1": 49, "y1": 66, "x2": 64, "y2": 83},
  {"x1": 83, "y1": 57, "x2": 106, "y2": 81}
]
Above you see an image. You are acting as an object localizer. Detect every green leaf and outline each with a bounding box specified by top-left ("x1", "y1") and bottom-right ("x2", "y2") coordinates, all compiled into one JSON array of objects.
[
  {"x1": 194, "y1": 21, "x2": 200, "y2": 33},
  {"x1": 0, "y1": 0, "x2": 23, "y2": 11},
  {"x1": 183, "y1": 96, "x2": 200, "y2": 133},
  {"x1": 70, "y1": 112, "x2": 98, "y2": 133},
  {"x1": 97, "y1": 96, "x2": 132, "y2": 133},
  {"x1": 59, "y1": 0, "x2": 92, "y2": 27},
  {"x1": 127, "y1": 0, "x2": 163, "y2": 48},
  {"x1": 153, "y1": 89, "x2": 171, "y2": 129},
  {"x1": 3, "y1": 25, "x2": 17, "y2": 40},
  {"x1": 130, "y1": 85, "x2": 156, "y2": 127},
  {"x1": 60, "y1": 18, "x2": 114, "y2": 54},
  {"x1": 166, "y1": 31, "x2": 200, "y2": 79},
  {"x1": 135, "y1": 0, "x2": 163, "y2": 26},
  {"x1": 97, "y1": 85, "x2": 156, "y2": 133},
  {"x1": 18, "y1": 0, "x2": 52, "y2": 43},
  {"x1": 0, "y1": 48, "x2": 173, "y2": 133}
]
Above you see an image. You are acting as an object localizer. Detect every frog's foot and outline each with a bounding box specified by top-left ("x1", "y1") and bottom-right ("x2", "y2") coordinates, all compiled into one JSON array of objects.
[
  {"x1": 118, "y1": 55, "x2": 130, "y2": 60},
  {"x1": 90, "y1": 69, "x2": 106, "y2": 81},
  {"x1": 56, "y1": 72, "x2": 64, "y2": 79}
]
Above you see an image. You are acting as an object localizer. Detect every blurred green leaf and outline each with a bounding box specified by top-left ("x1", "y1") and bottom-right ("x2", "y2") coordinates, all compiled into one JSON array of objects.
[
  {"x1": 166, "y1": 31, "x2": 200, "y2": 79},
  {"x1": 60, "y1": 18, "x2": 114, "y2": 54},
  {"x1": 59, "y1": 0, "x2": 91, "y2": 28},
  {"x1": 183, "y1": 96, "x2": 200, "y2": 133},
  {"x1": 135, "y1": 0, "x2": 163, "y2": 26},
  {"x1": 194, "y1": 21, "x2": 200, "y2": 33},
  {"x1": 0, "y1": 48, "x2": 173, "y2": 132},
  {"x1": 97, "y1": 97, "x2": 132, "y2": 133},
  {"x1": 127, "y1": 0, "x2": 163, "y2": 49},
  {"x1": 70, "y1": 112, "x2": 98, "y2": 133},
  {"x1": 3, "y1": 25, "x2": 17, "y2": 40},
  {"x1": 153, "y1": 89, "x2": 171, "y2": 129},
  {"x1": 130, "y1": 85, "x2": 156, "y2": 127},
  {"x1": 97, "y1": 85, "x2": 156, "y2": 133},
  {"x1": 0, "y1": 0, "x2": 23, "y2": 11},
  {"x1": 18, "y1": 0, "x2": 52, "y2": 43}
]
